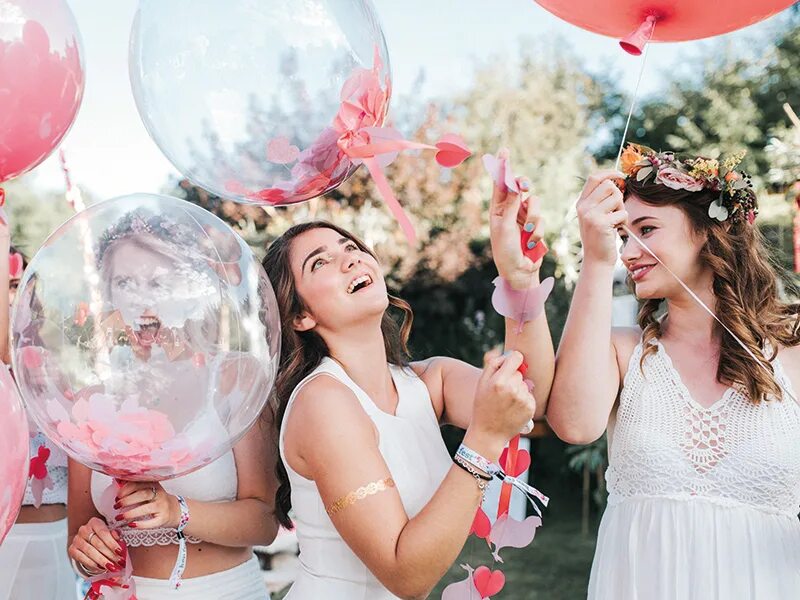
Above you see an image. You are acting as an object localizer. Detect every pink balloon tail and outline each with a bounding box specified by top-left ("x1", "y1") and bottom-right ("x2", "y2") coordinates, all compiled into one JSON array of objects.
[
  {"x1": 620, "y1": 15, "x2": 657, "y2": 55},
  {"x1": 362, "y1": 157, "x2": 418, "y2": 245}
]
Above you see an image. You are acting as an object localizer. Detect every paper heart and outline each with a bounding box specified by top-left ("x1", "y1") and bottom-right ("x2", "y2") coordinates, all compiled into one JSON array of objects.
[
  {"x1": 435, "y1": 134, "x2": 472, "y2": 168},
  {"x1": 520, "y1": 232, "x2": 548, "y2": 264},
  {"x1": 21, "y1": 346, "x2": 43, "y2": 369},
  {"x1": 8, "y1": 252, "x2": 23, "y2": 279},
  {"x1": 499, "y1": 448, "x2": 531, "y2": 477},
  {"x1": 266, "y1": 136, "x2": 300, "y2": 164},
  {"x1": 29, "y1": 445, "x2": 51, "y2": 480},
  {"x1": 470, "y1": 507, "x2": 491, "y2": 539},
  {"x1": 482, "y1": 152, "x2": 519, "y2": 193},
  {"x1": 473, "y1": 566, "x2": 505, "y2": 598}
]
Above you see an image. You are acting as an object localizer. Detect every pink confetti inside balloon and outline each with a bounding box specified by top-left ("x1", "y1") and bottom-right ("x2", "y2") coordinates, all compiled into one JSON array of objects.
[
  {"x1": 0, "y1": 0, "x2": 85, "y2": 183},
  {"x1": 11, "y1": 194, "x2": 281, "y2": 481},
  {"x1": 129, "y1": 0, "x2": 391, "y2": 206}
]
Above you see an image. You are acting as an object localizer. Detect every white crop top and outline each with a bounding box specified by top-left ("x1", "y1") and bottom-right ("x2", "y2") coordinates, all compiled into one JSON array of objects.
[{"x1": 90, "y1": 450, "x2": 238, "y2": 547}]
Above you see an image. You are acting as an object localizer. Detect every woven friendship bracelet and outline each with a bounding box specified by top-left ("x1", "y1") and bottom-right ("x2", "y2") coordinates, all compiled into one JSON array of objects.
[{"x1": 326, "y1": 477, "x2": 396, "y2": 516}]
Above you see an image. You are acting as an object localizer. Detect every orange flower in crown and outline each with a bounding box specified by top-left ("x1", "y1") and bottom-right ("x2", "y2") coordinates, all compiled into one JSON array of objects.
[{"x1": 620, "y1": 143, "x2": 647, "y2": 176}]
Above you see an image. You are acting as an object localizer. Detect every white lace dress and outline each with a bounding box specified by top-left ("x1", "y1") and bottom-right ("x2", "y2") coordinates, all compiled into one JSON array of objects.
[{"x1": 589, "y1": 341, "x2": 800, "y2": 599}]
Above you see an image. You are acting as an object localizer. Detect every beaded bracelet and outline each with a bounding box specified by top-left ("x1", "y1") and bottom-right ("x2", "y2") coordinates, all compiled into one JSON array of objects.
[
  {"x1": 454, "y1": 455, "x2": 491, "y2": 501},
  {"x1": 453, "y1": 456, "x2": 492, "y2": 481}
]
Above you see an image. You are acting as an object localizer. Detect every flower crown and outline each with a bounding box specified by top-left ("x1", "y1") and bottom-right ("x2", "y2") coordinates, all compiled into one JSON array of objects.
[{"x1": 619, "y1": 143, "x2": 758, "y2": 224}]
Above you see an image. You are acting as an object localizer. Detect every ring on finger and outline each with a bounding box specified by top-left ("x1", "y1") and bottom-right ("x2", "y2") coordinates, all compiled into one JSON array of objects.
[{"x1": 87, "y1": 531, "x2": 96, "y2": 545}]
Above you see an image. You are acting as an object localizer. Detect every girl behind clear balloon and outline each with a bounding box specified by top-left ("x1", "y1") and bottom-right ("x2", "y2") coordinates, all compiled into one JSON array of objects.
[
  {"x1": 67, "y1": 209, "x2": 278, "y2": 599},
  {"x1": 0, "y1": 241, "x2": 75, "y2": 600},
  {"x1": 548, "y1": 145, "x2": 800, "y2": 599}
]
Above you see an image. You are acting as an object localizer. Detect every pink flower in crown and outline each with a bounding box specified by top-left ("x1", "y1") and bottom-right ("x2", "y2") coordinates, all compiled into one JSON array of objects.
[{"x1": 655, "y1": 167, "x2": 705, "y2": 192}]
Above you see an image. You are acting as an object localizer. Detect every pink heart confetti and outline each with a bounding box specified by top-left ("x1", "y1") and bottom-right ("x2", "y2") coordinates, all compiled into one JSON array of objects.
[
  {"x1": 498, "y1": 448, "x2": 531, "y2": 477},
  {"x1": 470, "y1": 507, "x2": 491, "y2": 539},
  {"x1": 266, "y1": 136, "x2": 300, "y2": 164},
  {"x1": 482, "y1": 152, "x2": 519, "y2": 193},
  {"x1": 473, "y1": 566, "x2": 505, "y2": 598},
  {"x1": 435, "y1": 134, "x2": 472, "y2": 168}
]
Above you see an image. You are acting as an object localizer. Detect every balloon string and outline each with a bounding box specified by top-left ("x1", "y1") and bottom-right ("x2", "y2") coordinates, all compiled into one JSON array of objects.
[
  {"x1": 621, "y1": 224, "x2": 798, "y2": 403},
  {"x1": 614, "y1": 23, "x2": 655, "y2": 170}
]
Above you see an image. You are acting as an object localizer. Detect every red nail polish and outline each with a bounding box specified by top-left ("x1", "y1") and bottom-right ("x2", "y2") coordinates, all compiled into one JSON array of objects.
[
  {"x1": 129, "y1": 522, "x2": 138, "y2": 528},
  {"x1": 114, "y1": 514, "x2": 124, "y2": 521},
  {"x1": 118, "y1": 560, "x2": 126, "y2": 568},
  {"x1": 113, "y1": 503, "x2": 121, "y2": 510},
  {"x1": 114, "y1": 548, "x2": 123, "y2": 556},
  {"x1": 105, "y1": 562, "x2": 118, "y2": 572}
]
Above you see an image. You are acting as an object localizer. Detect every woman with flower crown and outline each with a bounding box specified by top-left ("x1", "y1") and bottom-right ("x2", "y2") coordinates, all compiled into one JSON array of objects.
[{"x1": 548, "y1": 145, "x2": 800, "y2": 599}]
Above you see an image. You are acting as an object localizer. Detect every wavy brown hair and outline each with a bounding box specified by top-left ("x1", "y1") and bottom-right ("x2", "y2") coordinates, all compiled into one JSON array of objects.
[
  {"x1": 625, "y1": 177, "x2": 800, "y2": 404},
  {"x1": 261, "y1": 221, "x2": 413, "y2": 528}
]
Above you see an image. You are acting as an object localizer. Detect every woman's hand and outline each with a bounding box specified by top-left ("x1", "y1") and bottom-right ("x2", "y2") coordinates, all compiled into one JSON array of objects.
[
  {"x1": 68, "y1": 516, "x2": 126, "y2": 576},
  {"x1": 114, "y1": 481, "x2": 181, "y2": 529},
  {"x1": 464, "y1": 349, "x2": 535, "y2": 461},
  {"x1": 576, "y1": 171, "x2": 627, "y2": 267},
  {"x1": 489, "y1": 151, "x2": 544, "y2": 291}
]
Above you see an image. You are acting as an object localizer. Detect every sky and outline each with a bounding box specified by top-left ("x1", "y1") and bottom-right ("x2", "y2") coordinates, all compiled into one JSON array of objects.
[{"x1": 21, "y1": 0, "x2": 793, "y2": 201}]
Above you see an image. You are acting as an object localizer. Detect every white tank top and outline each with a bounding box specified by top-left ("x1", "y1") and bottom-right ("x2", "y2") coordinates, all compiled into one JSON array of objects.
[
  {"x1": 90, "y1": 451, "x2": 238, "y2": 547},
  {"x1": 279, "y1": 358, "x2": 452, "y2": 599}
]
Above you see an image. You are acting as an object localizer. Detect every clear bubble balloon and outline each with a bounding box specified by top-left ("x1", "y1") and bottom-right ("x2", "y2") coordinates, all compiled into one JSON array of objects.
[
  {"x1": 0, "y1": 364, "x2": 29, "y2": 545},
  {"x1": 0, "y1": 0, "x2": 85, "y2": 183},
  {"x1": 129, "y1": 0, "x2": 391, "y2": 207},
  {"x1": 11, "y1": 194, "x2": 280, "y2": 481}
]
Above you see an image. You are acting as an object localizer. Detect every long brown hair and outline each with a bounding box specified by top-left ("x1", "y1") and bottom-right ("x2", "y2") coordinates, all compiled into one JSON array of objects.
[
  {"x1": 261, "y1": 221, "x2": 413, "y2": 528},
  {"x1": 625, "y1": 177, "x2": 800, "y2": 403}
]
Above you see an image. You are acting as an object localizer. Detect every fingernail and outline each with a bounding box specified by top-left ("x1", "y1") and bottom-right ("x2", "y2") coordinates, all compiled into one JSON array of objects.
[
  {"x1": 106, "y1": 562, "x2": 118, "y2": 572},
  {"x1": 114, "y1": 497, "x2": 120, "y2": 503},
  {"x1": 523, "y1": 222, "x2": 534, "y2": 232},
  {"x1": 520, "y1": 180, "x2": 530, "y2": 191},
  {"x1": 129, "y1": 522, "x2": 138, "y2": 528},
  {"x1": 113, "y1": 502, "x2": 120, "y2": 510},
  {"x1": 114, "y1": 548, "x2": 123, "y2": 556},
  {"x1": 118, "y1": 559, "x2": 126, "y2": 568},
  {"x1": 114, "y1": 514, "x2": 125, "y2": 521},
  {"x1": 527, "y1": 240, "x2": 538, "y2": 249}
]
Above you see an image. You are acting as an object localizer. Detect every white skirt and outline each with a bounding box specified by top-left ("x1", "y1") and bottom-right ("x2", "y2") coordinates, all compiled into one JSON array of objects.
[
  {"x1": 0, "y1": 518, "x2": 76, "y2": 600},
  {"x1": 132, "y1": 555, "x2": 267, "y2": 599},
  {"x1": 589, "y1": 496, "x2": 800, "y2": 600}
]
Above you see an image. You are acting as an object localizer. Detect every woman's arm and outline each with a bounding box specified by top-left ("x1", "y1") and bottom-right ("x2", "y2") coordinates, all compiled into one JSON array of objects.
[
  {"x1": 67, "y1": 460, "x2": 126, "y2": 575},
  {"x1": 285, "y1": 352, "x2": 533, "y2": 600},
  {"x1": 547, "y1": 172, "x2": 627, "y2": 444},
  {"x1": 114, "y1": 420, "x2": 279, "y2": 548},
  {"x1": 413, "y1": 168, "x2": 554, "y2": 430}
]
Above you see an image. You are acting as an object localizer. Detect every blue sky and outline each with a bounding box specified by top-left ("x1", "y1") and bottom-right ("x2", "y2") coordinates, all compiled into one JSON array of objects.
[{"x1": 24, "y1": 0, "x2": 792, "y2": 200}]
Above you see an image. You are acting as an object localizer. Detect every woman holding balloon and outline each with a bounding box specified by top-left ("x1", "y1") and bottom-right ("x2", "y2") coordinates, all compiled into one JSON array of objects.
[
  {"x1": 260, "y1": 160, "x2": 552, "y2": 599},
  {"x1": 548, "y1": 146, "x2": 800, "y2": 599},
  {"x1": 15, "y1": 200, "x2": 285, "y2": 599}
]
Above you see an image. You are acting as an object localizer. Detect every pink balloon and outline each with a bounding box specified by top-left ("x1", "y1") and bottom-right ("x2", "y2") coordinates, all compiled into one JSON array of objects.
[
  {"x1": 0, "y1": 0, "x2": 85, "y2": 183},
  {"x1": 0, "y1": 365, "x2": 29, "y2": 545},
  {"x1": 534, "y1": 0, "x2": 795, "y2": 52}
]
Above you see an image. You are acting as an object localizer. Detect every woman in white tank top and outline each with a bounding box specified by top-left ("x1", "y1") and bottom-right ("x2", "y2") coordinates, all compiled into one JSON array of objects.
[
  {"x1": 65, "y1": 217, "x2": 279, "y2": 599},
  {"x1": 260, "y1": 172, "x2": 553, "y2": 599},
  {"x1": 548, "y1": 148, "x2": 800, "y2": 599},
  {"x1": 0, "y1": 242, "x2": 75, "y2": 600}
]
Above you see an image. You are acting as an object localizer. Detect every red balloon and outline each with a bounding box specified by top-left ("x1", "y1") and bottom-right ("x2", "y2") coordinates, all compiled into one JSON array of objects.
[
  {"x1": 534, "y1": 0, "x2": 796, "y2": 52},
  {"x1": 0, "y1": 0, "x2": 85, "y2": 183}
]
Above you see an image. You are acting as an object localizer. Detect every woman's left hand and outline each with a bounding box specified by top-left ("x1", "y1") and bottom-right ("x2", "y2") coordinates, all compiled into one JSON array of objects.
[
  {"x1": 489, "y1": 152, "x2": 544, "y2": 290},
  {"x1": 113, "y1": 481, "x2": 181, "y2": 529}
]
